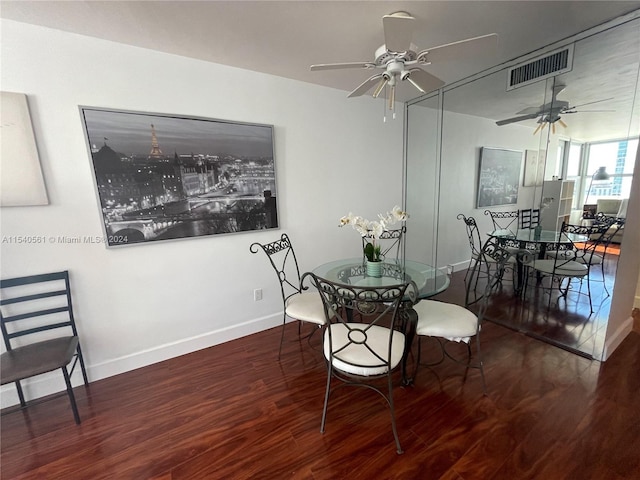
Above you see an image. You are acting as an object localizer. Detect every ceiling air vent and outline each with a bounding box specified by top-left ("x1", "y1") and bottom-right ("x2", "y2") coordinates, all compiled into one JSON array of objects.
[{"x1": 506, "y1": 45, "x2": 574, "y2": 90}]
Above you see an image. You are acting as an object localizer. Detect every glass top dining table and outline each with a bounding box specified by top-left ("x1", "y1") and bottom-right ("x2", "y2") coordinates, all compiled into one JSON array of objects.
[
  {"x1": 487, "y1": 228, "x2": 589, "y2": 295},
  {"x1": 489, "y1": 227, "x2": 588, "y2": 252},
  {"x1": 488, "y1": 228, "x2": 588, "y2": 247},
  {"x1": 311, "y1": 258, "x2": 450, "y2": 300}
]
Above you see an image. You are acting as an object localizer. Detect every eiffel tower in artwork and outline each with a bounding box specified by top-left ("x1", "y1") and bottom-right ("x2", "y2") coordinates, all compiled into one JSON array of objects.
[{"x1": 149, "y1": 124, "x2": 164, "y2": 158}]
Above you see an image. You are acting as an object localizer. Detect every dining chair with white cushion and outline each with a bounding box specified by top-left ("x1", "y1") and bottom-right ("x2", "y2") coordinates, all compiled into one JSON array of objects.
[
  {"x1": 525, "y1": 222, "x2": 597, "y2": 312},
  {"x1": 544, "y1": 221, "x2": 615, "y2": 301},
  {"x1": 413, "y1": 237, "x2": 512, "y2": 394},
  {"x1": 302, "y1": 271, "x2": 418, "y2": 454},
  {"x1": 250, "y1": 234, "x2": 326, "y2": 359},
  {"x1": 458, "y1": 214, "x2": 515, "y2": 303}
]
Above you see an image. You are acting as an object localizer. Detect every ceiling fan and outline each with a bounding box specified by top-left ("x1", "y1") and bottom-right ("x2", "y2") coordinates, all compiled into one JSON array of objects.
[
  {"x1": 310, "y1": 11, "x2": 497, "y2": 109},
  {"x1": 496, "y1": 84, "x2": 614, "y2": 134}
]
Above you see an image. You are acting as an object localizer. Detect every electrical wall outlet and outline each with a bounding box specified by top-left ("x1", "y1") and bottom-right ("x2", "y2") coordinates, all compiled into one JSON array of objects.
[{"x1": 253, "y1": 288, "x2": 263, "y2": 301}]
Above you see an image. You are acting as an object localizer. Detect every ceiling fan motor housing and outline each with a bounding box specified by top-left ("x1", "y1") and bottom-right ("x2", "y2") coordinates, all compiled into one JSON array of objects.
[{"x1": 374, "y1": 44, "x2": 418, "y2": 66}]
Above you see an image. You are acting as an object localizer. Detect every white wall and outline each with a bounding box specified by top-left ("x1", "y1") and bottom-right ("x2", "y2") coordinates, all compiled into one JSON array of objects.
[
  {"x1": 602, "y1": 142, "x2": 640, "y2": 359},
  {"x1": 0, "y1": 20, "x2": 404, "y2": 406}
]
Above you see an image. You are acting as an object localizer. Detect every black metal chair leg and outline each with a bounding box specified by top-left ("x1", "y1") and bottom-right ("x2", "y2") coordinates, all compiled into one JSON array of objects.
[
  {"x1": 62, "y1": 367, "x2": 81, "y2": 424},
  {"x1": 320, "y1": 366, "x2": 332, "y2": 433},
  {"x1": 476, "y1": 333, "x2": 487, "y2": 396},
  {"x1": 387, "y1": 375, "x2": 403, "y2": 454},
  {"x1": 277, "y1": 314, "x2": 287, "y2": 360},
  {"x1": 76, "y1": 345, "x2": 89, "y2": 386},
  {"x1": 586, "y1": 274, "x2": 594, "y2": 313},
  {"x1": 15, "y1": 380, "x2": 26, "y2": 407}
]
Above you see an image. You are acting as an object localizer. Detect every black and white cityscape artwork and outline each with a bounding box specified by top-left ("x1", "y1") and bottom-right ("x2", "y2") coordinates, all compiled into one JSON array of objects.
[
  {"x1": 477, "y1": 147, "x2": 522, "y2": 208},
  {"x1": 81, "y1": 108, "x2": 278, "y2": 247}
]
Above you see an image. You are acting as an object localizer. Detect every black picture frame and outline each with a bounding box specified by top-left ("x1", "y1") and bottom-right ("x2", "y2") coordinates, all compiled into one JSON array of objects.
[
  {"x1": 80, "y1": 107, "x2": 278, "y2": 247},
  {"x1": 477, "y1": 147, "x2": 523, "y2": 208}
]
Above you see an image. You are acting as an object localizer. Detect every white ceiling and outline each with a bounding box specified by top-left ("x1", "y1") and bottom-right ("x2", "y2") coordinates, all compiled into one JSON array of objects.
[{"x1": 2, "y1": 1, "x2": 640, "y2": 140}]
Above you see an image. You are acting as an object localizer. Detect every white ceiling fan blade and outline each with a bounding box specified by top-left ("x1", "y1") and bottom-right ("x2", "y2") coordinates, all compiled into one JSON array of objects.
[
  {"x1": 496, "y1": 113, "x2": 540, "y2": 126},
  {"x1": 558, "y1": 119, "x2": 568, "y2": 128},
  {"x1": 574, "y1": 109, "x2": 615, "y2": 112},
  {"x1": 418, "y1": 33, "x2": 498, "y2": 64},
  {"x1": 310, "y1": 62, "x2": 376, "y2": 71},
  {"x1": 516, "y1": 106, "x2": 543, "y2": 115},
  {"x1": 382, "y1": 11, "x2": 415, "y2": 52},
  {"x1": 566, "y1": 97, "x2": 614, "y2": 109},
  {"x1": 406, "y1": 68, "x2": 445, "y2": 94},
  {"x1": 563, "y1": 109, "x2": 616, "y2": 114},
  {"x1": 348, "y1": 73, "x2": 384, "y2": 98}
]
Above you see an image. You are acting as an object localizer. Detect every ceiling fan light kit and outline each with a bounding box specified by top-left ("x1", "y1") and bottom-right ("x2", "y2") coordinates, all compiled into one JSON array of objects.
[{"x1": 310, "y1": 11, "x2": 497, "y2": 118}]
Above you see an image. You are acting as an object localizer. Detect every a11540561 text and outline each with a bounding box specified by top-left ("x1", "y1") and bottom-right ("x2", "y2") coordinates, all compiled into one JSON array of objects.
[{"x1": 1, "y1": 235, "x2": 128, "y2": 244}]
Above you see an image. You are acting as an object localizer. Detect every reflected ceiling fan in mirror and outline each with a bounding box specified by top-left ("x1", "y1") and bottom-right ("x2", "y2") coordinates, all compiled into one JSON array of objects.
[
  {"x1": 496, "y1": 83, "x2": 614, "y2": 134},
  {"x1": 310, "y1": 11, "x2": 498, "y2": 117}
]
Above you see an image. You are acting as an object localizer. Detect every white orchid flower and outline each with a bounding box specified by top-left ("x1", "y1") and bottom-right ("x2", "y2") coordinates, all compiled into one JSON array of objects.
[
  {"x1": 338, "y1": 212, "x2": 354, "y2": 227},
  {"x1": 378, "y1": 212, "x2": 393, "y2": 228},
  {"x1": 353, "y1": 216, "x2": 367, "y2": 231},
  {"x1": 353, "y1": 225, "x2": 368, "y2": 237},
  {"x1": 391, "y1": 205, "x2": 409, "y2": 221},
  {"x1": 338, "y1": 207, "x2": 409, "y2": 250},
  {"x1": 369, "y1": 221, "x2": 384, "y2": 239}
]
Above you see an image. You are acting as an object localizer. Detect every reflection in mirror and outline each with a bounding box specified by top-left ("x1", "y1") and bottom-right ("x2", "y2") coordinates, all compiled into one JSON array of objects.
[
  {"x1": 432, "y1": 67, "x2": 548, "y2": 270},
  {"x1": 405, "y1": 92, "x2": 440, "y2": 266},
  {"x1": 405, "y1": 13, "x2": 639, "y2": 360}
]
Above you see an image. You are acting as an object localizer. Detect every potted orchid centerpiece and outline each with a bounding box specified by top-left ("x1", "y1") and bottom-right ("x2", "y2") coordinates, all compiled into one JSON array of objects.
[{"x1": 339, "y1": 206, "x2": 409, "y2": 277}]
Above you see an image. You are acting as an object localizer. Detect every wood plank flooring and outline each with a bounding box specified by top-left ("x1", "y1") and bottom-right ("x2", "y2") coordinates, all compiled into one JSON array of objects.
[
  {"x1": 2, "y1": 268, "x2": 639, "y2": 479},
  {"x1": 439, "y1": 248, "x2": 621, "y2": 359}
]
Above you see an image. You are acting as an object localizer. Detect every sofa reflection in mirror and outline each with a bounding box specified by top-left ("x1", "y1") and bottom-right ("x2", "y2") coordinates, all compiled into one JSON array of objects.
[{"x1": 582, "y1": 198, "x2": 627, "y2": 244}]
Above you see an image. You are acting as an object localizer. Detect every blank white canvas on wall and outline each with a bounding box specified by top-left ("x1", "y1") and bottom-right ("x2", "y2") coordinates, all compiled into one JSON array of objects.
[{"x1": 0, "y1": 91, "x2": 49, "y2": 206}]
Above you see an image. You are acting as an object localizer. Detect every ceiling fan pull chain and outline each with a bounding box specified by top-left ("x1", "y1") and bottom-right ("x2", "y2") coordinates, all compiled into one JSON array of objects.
[{"x1": 383, "y1": 86, "x2": 387, "y2": 122}]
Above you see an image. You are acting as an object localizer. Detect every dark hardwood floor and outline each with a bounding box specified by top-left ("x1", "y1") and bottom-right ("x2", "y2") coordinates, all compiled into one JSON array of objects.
[
  {"x1": 442, "y1": 245, "x2": 621, "y2": 359},
  {"x1": 2, "y1": 257, "x2": 638, "y2": 479}
]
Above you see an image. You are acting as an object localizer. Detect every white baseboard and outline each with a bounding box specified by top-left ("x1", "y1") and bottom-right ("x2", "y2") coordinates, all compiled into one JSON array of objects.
[
  {"x1": 449, "y1": 260, "x2": 470, "y2": 273},
  {"x1": 601, "y1": 316, "x2": 634, "y2": 361},
  {"x1": 1, "y1": 313, "x2": 281, "y2": 409}
]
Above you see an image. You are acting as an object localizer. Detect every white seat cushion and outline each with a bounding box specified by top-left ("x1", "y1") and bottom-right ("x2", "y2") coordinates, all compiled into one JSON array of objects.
[
  {"x1": 544, "y1": 249, "x2": 573, "y2": 260},
  {"x1": 472, "y1": 252, "x2": 517, "y2": 265},
  {"x1": 575, "y1": 254, "x2": 604, "y2": 265},
  {"x1": 285, "y1": 291, "x2": 326, "y2": 325},
  {"x1": 323, "y1": 323, "x2": 405, "y2": 376},
  {"x1": 530, "y1": 259, "x2": 588, "y2": 277},
  {"x1": 547, "y1": 250, "x2": 605, "y2": 266},
  {"x1": 545, "y1": 250, "x2": 604, "y2": 265},
  {"x1": 414, "y1": 300, "x2": 478, "y2": 343}
]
